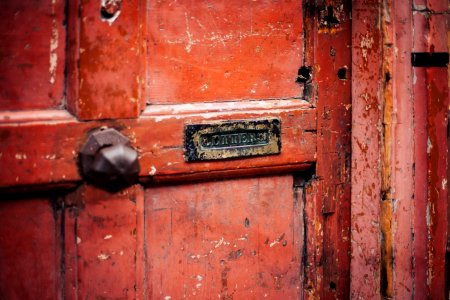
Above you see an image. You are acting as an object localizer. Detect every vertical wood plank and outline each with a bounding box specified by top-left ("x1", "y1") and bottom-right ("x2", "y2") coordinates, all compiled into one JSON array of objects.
[
  {"x1": 412, "y1": 10, "x2": 429, "y2": 300},
  {"x1": 309, "y1": 0, "x2": 352, "y2": 298},
  {"x1": 67, "y1": 0, "x2": 144, "y2": 120},
  {"x1": 67, "y1": 185, "x2": 142, "y2": 299},
  {"x1": 0, "y1": 0, "x2": 66, "y2": 111},
  {"x1": 0, "y1": 198, "x2": 62, "y2": 299},
  {"x1": 147, "y1": 1, "x2": 303, "y2": 104},
  {"x1": 351, "y1": 1, "x2": 382, "y2": 298},
  {"x1": 426, "y1": 67, "x2": 448, "y2": 299},
  {"x1": 302, "y1": 180, "x2": 321, "y2": 299},
  {"x1": 144, "y1": 176, "x2": 303, "y2": 299},
  {"x1": 384, "y1": 0, "x2": 414, "y2": 298},
  {"x1": 412, "y1": 7, "x2": 449, "y2": 298}
]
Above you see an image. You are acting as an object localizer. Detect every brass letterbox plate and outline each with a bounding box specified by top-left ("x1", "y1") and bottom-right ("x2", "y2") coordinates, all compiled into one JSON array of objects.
[{"x1": 184, "y1": 118, "x2": 281, "y2": 161}]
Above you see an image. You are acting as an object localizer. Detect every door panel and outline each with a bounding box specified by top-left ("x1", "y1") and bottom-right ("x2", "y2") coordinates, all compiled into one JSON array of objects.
[
  {"x1": 0, "y1": 100, "x2": 314, "y2": 188},
  {"x1": 0, "y1": 0, "x2": 353, "y2": 299},
  {"x1": 148, "y1": 1, "x2": 303, "y2": 103},
  {"x1": 0, "y1": 198, "x2": 62, "y2": 299},
  {"x1": 0, "y1": 0, "x2": 66, "y2": 110},
  {"x1": 67, "y1": 0, "x2": 144, "y2": 120},
  {"x1": 65, "y1": 186, "x2": 143, "y2": 299},
  {"x1": 144, "y1": 175, "x2": 303, "y2": 299}
]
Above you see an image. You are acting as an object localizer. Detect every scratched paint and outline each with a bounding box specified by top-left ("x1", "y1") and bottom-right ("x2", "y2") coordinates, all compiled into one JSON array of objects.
[
  {"x1": 352, "y1": 0, "x2": 449, "y2": 298},
  {"x1": 147, "y1": 1, "x2": 303, "y2": 104},
  {"x1": 144, "y1": 176, "x2": 303, "y2": 299},
  {"x1": 0, "y1": 1, "x2": 66, "y2": 110}
]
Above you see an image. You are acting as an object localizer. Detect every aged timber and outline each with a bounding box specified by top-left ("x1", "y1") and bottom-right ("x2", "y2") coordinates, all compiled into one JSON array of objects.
[{"x1": 184, "y1": 119, "x2": 281, "y2": 161}]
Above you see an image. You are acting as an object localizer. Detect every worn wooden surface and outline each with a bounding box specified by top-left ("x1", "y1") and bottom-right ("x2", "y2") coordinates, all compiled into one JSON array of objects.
[
  {"x1": 144, "y1": 175, "x2": 303, "y2": 299},
  {"x1": 0, "y1": 100, "x2": 315, "y2": 189},
  {"x1": 65, "y1": 185, "x2": 143, "y2": 299},
  {"x1": 352, "y1": 0, "x2": 449, "y2": 299},
  {"x1": 0, "y1": 198, "x2": 62, "y2": 299},
  {"x1": 307, "y1": 1, "x2": 352, "y2": 298},
  {"x1": 351, "y1": 1, "x2": 383, "y2": 298},
  {"x1": 0, "y1": 0, "x2": 66, "y2": 111},
  {"x1": 147, "y1": 1, "x2": 303, "y2": 104},
  {"x1": 67, "y1": 0, "x2": 144, "y2": 120},
  {"x1": 11, "y1": 0, "x2": 442, "y2": 299}
]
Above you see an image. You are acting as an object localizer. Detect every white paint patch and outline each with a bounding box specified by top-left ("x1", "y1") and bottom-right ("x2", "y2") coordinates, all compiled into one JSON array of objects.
[
  {"x1": 200, "y1": 83, "x2": 209, "y2": 91},
  {"x1": 196, "y1": 275, "x2": 203, "y2": 281},
  {"x1": 269, "y1": 239, "x2": 280, "y2": 247},
  {"x1": 236, "y1": 234, "x2": 248, "y2": 241},
  {"x1": 442, "y1": 178, "x2": 447, "y2": 190},
  {"x1": 427, "y1": 137, "x2": 432, "y2": 154},
  {"x1": 185, "y1": 13, "x2": 195, "y2": 53},
  {"x1": 97, "y1": 253, "x2": 110, "y2": 261},
  {"x1": 100, "y1": 0, "x2": 121, "y2": 25},
  {"x1": 15, "y1": 153, "x2": 27, "y2": 160},
  {"x1": 45, "y1": 154, "x2": 57, "y2": 160},
  {"x1": 149, "y1": 166, "x2": 157, "y2": 175},
  {"x1": 214, "y1": 237, "x2": 224, "y2": 248},
  {"x1": 76, "y1": 236, "x2": 82, "y2": 244},
  {"x1": 104, "y1": 234, "x2": 113, "y2": 240},
  {"x1": 360, "y1": 33, "x2": 374, "y2": 61},
  {"x1": 164, "y1": 296, "x2": 171, "y2": 300},
  {"x1": 49, "y1": 12, "x2": 59, "y2": 85}
]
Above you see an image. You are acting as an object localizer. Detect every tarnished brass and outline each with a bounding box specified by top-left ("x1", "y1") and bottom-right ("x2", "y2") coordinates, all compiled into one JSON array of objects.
[{"x1": 184, "y1": 118, "x2": 281, "y2": 161}]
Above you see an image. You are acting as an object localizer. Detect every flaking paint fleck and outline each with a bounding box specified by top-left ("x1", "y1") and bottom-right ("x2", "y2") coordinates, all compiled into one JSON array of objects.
[
  {"x1": 97, "y1": 253, "x2": 110, "y2": 261},
  {"x1": 49, "y1": 0, "x2": 59, "y2": 85},
  {"x1": 360, "y1": 33, "x2": 374, "y2": 61}
]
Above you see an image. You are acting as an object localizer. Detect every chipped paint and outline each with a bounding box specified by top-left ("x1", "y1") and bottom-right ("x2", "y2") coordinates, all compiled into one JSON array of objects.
[
  {"x1": 15, "y1": 153, "x2": 27, "y2": 160},
  {"x1": 149, "y1": 166, "x2": 157, "y2": 176},
  {"x1": 360, "y1": 33, "x2": 374, "y2": 61},
  {"x1": 100, "y1": 0, "x2": 122, "y2": 25},
  {"x1": 97, "y1": 253, "x2": 110, "y2": 261},
  {"x1": 49, "y1": 1, "x2": 58, "y2": 85},
  {"x1": 184, "y1": 13, "x2": 195, "y2": 53}
]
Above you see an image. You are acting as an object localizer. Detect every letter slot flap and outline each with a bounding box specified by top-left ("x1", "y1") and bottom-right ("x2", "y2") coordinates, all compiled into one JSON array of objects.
[{"x1": 184, "y1": 118, "x2": 281, "y2": 161}]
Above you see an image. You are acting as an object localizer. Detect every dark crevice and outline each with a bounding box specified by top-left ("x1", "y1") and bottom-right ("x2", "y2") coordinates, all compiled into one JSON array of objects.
[
  {"x1": 296, "y1": 66, "x2": 312, "y2": 84},
  {"x1": 338, "y1": 68, "x2": 347, "y2": 80}
]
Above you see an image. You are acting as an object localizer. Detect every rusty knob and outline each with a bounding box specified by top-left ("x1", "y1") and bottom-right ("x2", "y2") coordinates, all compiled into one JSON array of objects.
[{"x1": 79, "y1": 128, "x2": 140, "y2": 190}]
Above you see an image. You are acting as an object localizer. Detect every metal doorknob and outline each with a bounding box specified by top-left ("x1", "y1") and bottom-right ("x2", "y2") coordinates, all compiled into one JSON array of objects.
[{"x1": 79, "y1": 128, "x2": 140, "y2": 190}]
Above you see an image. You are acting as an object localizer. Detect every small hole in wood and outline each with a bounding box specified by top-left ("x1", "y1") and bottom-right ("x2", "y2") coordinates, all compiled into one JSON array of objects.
[
  {"x1": 296, "y1": 66, "x2": 312, "y2": 83},
  {"x1": 337, "y1": 67, "x2": 347, "y2": 80},
  {"x1": 100, "y1": 0, "x2": 121, "y2": 22}
]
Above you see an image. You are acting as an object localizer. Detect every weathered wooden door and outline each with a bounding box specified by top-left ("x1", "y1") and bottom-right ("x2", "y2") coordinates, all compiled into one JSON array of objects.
[{"x1": 0, "y1": 1, "x2": 351, "y2": 299}]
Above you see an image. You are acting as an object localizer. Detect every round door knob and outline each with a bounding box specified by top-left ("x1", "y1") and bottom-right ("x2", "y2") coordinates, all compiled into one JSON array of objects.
[{"x1": 79, "y1": 128, "x2": 140, "y2": 190}]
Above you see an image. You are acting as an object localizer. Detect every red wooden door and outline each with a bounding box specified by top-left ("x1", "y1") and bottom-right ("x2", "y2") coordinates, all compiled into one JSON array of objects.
[{"x1": 0, "y1": 1, "x2": 351, "y2": 299}]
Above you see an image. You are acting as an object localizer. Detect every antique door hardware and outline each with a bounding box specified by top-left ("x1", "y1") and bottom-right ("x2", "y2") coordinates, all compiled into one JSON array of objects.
[
  {"x1": 79, "y1": 127, "x2": 140, "y2": 190},
  {"x1": 184, "y1": 118, "x2": 282, "y2": 162}
]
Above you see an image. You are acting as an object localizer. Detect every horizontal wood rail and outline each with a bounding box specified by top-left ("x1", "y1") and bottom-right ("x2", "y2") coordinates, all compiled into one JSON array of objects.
[{"x1": 0, "y1": 100, "x2": 316, "y2": 191}]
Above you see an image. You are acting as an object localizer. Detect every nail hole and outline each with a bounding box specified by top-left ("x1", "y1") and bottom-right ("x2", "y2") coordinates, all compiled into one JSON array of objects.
[
  {"x1": 244, "y1": 217, "x2": 250, "y2": 228},
  {"x1": 337, "y1": 67, "x2": 347, "y2": 80},
  {"x1": 330, "y1": 281, "x2": 336, "y2": 290},
  {"x1": 330, "y1": 47, "x2": 336, "y2": 56},
  {"x1": 101, "y1": 0, "x2": 122, "y2": 22},
  {"x1": 296, "y1": 66, "x2": 312, "y2": 83},
  {"x1": 385, "y1": 72, "x2": 391, "y2": 83}
]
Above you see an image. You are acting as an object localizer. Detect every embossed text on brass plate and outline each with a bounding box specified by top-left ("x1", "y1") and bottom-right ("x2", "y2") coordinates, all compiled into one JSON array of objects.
[{"x1": 184, "y1": 118, "x2": 281, "y2": 161}]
